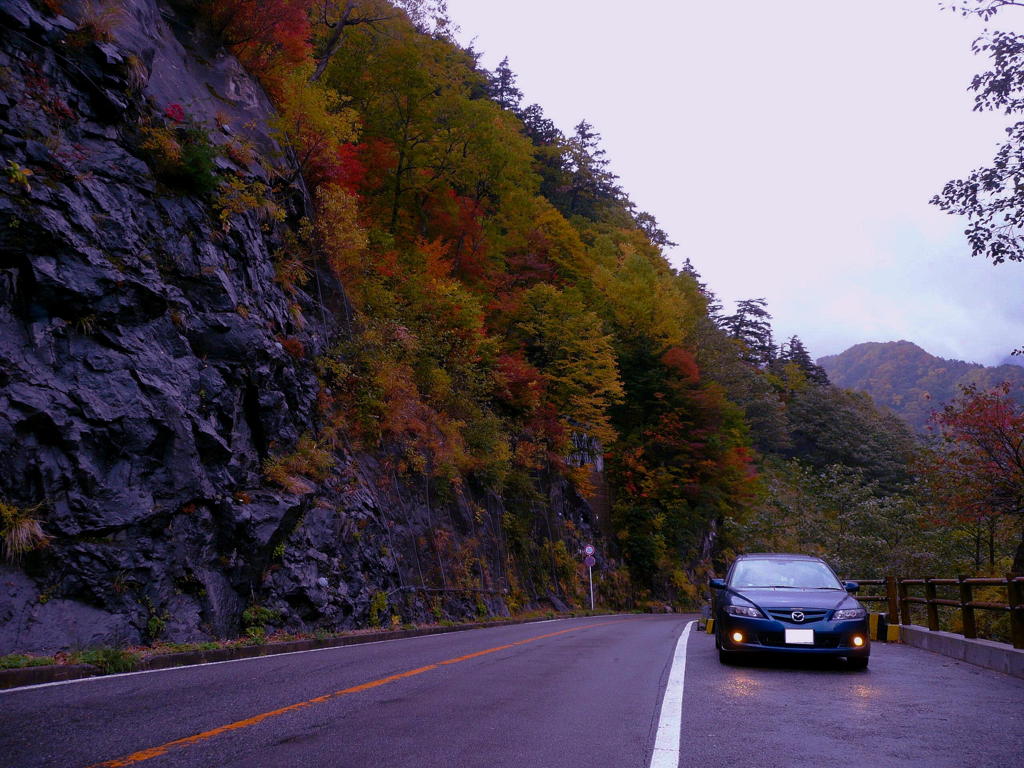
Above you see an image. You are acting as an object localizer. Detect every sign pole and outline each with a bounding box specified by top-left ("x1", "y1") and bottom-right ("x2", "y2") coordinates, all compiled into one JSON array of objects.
[
  {"x1": 589, "y1": 564, "x2": 594, "y2": 610},
  {"x1": 583, "y1": 545, "x2": 596, "y2": 611}
]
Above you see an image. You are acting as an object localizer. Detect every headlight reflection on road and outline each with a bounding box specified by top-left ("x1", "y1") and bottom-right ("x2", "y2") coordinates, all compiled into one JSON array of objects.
[
  {"x1": 850, "y1": 684, "x2": 881, "y2": 714},
  {"x1": 724, "y1": 673, "x2": 761, "y2": 698}
]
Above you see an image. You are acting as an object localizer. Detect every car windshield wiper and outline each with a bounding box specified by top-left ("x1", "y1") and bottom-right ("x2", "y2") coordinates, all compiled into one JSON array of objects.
[
  {"x1": 743, "y1": 584, "x2": 800, "y2": 589},
  {"x1": 741, "y1": 585, "x2": 842, "y2": 589}
]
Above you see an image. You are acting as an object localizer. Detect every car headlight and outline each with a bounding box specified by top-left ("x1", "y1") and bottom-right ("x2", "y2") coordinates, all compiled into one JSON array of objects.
[
  {"x1": 724, "y1": 604, "x2": 763, "y2": 618},
  {"x1": 833, "y1": 607, "x2": 866, "y2": 620}
]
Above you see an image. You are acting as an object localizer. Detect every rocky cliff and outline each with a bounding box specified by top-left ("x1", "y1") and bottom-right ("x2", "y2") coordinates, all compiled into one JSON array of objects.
[{"x1": 0, "y1": 0, "x2": 601, "y2": 653}]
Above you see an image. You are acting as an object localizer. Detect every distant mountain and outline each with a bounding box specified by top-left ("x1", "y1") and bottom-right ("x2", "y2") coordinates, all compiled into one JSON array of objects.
[
  {"x1": 818, "y1": 341, "x2": 1024, "y2": 432},
  {"x1": 998, "y1": 354, "x2": 1024, "y2": 368}
]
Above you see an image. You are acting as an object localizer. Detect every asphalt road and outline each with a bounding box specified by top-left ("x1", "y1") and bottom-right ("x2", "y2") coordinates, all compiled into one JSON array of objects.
[
  {"x1": 1, "y1": 615, "x2": 1022, "y2": 768},
  {"x1": 684, "y1": 624, "x2": 1024, "y2": 768}
]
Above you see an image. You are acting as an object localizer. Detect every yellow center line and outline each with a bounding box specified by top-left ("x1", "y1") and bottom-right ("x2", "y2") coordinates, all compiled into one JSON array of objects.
[{"x1": 88, "y1": 618, "x2": 632, "y2": 767}]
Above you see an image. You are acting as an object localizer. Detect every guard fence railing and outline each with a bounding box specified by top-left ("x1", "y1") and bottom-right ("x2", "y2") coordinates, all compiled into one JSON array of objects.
[{"x1": 848, "y1": 575, "x2": 1024, "y2": 649}]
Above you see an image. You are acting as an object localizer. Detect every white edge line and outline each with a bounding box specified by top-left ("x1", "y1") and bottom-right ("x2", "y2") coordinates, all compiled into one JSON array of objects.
[
  {"x1": 649, "y1": 619, "x2": 694, "y2": 768},
  {"x1": 0, "y1": 615, "x2": 595, "y2": 695}
]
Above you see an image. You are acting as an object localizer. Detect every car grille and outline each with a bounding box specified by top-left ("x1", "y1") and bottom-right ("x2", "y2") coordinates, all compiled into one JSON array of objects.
[
  {"x1": 766, "y1": 608, "x2": 830, "y2": 624},
  {"x1": 759, "y1": 632, "x2": 841, "y2": 649}
]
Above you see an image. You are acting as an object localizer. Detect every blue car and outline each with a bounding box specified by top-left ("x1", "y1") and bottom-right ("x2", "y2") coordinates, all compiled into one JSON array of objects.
[{"x1": 710, "y1": 553, "x2": 870, "y2": 670}]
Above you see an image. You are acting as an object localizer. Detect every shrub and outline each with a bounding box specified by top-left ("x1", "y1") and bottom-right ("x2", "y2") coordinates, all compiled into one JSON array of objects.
[
  {"x1": 245, "y1": 626, "x2": 267, "y2": 643},
  {"x1": 139, "y1": 110, "x2": 220, "y2": 195},
  {"x1": 66, "y1": 0, "x2": 125, "y2": 45},
  {"x1": 225, "y1": 138, "x2": 255, "y2": 167},
  {"x1": 278, "y1": 335, "x2": 306, "y2": 359},
  {"x1": 242, "y1": 604, "x2": 280, "y2": 628},
  {"x1": 316, "y1": 184, "x2": 368, "y2": 285},
  {"x1": 269, "y1": 74, "x2": 357, "y2": 185},
  {"x1": 0, "y1": 654, "x2": 56, "y2": 669},
  {"x1": 124, "y1": 54, "x2": 148, "y2": 93},
  {"x1": 175, "y1": 125, "x2": 219, "y2": 193},
  {"x1": 214, "y1": 176, "x2": 284, "y2": 232},
  {"x1": 368, "y1": 590, "x2": 387, "y2": 627},
  {"x1": 1, "y1": 501, "x2": 50, "y2": 562},
  {"x1": 4, "y1": 160, "x2": 33, "y2": 192},
  {"x1": 146, "y1": 607, "x2": 171, "y2": 641},
  {"x1": 165, "y1": 103, "x2": 185, "y2": 123},
  {"x1": 75, "y1": 647, "x2": 140, "y2": 674},
  {"x1": 263, "y1": 434, "x2": 334, "y2": 492},
  {"x1": 241, "y1": 603, "x2": 279, "y2": 644},
  {"x1": 273, "y1": 218, "x2": 314, "y2": 295},
  {"x1": 140, "y1": 123, "x2": 182, "y2": 165},
  {"x1": 205, "y1": 0, "x2": 313, "y2": 82}
]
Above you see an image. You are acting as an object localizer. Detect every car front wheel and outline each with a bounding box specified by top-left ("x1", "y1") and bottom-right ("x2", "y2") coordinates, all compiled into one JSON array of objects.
[
  {"x1": 715, "y1": 630, "x2": 736, "y2": 665},
  {"x1": 847, "y1": 656, "x2": 869, "y2": 671}
]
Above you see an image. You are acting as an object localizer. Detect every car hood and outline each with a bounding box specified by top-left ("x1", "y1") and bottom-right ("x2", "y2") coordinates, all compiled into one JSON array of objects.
[{"x1": 730, "y1": 588, "x2": 858, "y2": 610}]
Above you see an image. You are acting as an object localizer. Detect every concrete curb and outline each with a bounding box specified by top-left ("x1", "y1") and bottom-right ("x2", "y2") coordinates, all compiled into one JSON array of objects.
[
  {"x1": 900, "y1": 624, "x2": 1024, "y2": 679},
  {"x1": 0, "y1": 613, "x2": 616, "y2": 691},
  {"x1": 0, "y1": 663, "x2": 98, "y2": 689}
]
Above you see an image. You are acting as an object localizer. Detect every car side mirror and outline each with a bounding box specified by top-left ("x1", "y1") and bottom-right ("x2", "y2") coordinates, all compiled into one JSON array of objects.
[
  {"x1": 844, "y1": 581, "x2": 859, "y2": 593},
  {"x1": 709, "y1": 578, "x2": 726, "y2": 590}
]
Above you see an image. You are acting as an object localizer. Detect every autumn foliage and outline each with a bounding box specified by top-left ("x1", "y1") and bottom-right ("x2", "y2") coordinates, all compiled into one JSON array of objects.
[
  {"x1": 920, "y1": 383, "x2": 1024, "y2": 571},
  {"x1": 206, "y1": 0, "x2": 313, "y2": 75},
  {"x1": 202, "y1": 0, "x2": 769, "y2": 596}
]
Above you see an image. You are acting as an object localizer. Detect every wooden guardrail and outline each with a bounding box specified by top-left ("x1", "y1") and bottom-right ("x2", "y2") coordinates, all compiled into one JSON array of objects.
[{"x1": 850, "y1": 575, "x2": 1024, "y2": 649}]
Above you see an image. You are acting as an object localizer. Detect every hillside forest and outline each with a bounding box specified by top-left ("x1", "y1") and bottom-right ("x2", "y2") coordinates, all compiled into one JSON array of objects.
[
  {"x1": 1, "y1": 0, "x2": 1022, "y2": 651},
  {"x1": 820, "y1": 341, "x2": 1024, "y2": 433}
]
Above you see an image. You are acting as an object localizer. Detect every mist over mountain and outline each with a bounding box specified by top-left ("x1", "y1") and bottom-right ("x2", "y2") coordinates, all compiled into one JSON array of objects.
[{"x1": 998, "y1": 355, "x2": 1024, "y2": 368}]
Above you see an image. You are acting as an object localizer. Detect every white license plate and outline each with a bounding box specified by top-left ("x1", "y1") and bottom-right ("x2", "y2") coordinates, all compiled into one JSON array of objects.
[{"x1": 785, "y1": 629, "x2": 814, "y2": 645}]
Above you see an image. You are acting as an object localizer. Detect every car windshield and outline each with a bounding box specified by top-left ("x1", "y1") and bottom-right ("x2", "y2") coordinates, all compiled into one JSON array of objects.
[{"x1": 729, "y1": 559, "x2": 842, "y2": 590}]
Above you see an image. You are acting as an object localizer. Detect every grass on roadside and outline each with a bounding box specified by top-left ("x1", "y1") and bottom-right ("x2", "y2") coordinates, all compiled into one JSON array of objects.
[
  {"x1": 71, "y1": 648, "x2": 141, "y2": 674},
  {"x1": 0, "y1": 654, "x2": 57, "y2": 670},
  {"x1": 0, "y1": 608, "x2": 613, "y2": 677}
]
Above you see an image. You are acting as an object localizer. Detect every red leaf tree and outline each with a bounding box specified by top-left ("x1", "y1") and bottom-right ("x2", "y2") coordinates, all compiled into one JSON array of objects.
[
  {"x1": 207, "y1": 0, "x2": 313, "y2": 70},
  {"x1": 923, "y1": 383, "x2": 1024, "y2": 572}
]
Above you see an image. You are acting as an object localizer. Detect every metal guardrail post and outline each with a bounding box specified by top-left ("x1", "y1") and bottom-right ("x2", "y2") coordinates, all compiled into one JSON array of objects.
[
  {"x1": 886, "y1": 575, "x2": 900, "y2": 625},
  {"x1": 1007, "y1": 575, "x2": 1024, "y2": 650},
  {"x1": 957, "y1": 575, "x2": 976, "y2": 639},
  {"x1": 925, "y1": 578, "x2": 939, "y2": 631}
]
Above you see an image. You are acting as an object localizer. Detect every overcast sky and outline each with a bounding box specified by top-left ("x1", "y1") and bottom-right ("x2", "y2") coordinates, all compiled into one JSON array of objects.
[{"x1": 444, "y1": 0, "x2": 1024, "y2": 366}]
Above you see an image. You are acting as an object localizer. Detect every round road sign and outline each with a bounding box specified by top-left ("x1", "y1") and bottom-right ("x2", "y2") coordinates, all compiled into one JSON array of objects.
[
  {"x1": 584, "y1": 555, "x2": 596, "y2": 567},
  {"x1": 583, "y1": 544, "x2": 595, "y2": 556}
]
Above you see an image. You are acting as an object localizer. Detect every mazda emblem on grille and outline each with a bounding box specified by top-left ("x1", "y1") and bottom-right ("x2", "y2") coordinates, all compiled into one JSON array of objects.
[{"x1": 791, "y1": 611, "x2": 805, "y2": 622}]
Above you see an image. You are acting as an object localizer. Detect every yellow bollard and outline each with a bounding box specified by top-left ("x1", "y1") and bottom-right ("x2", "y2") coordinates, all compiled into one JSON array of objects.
[
  {"x1": 869, "y1": 613, "x2": 880, "y2": 641},
  {"x1": 705, "y1": 618, "x2": 715, "y2": 634}
]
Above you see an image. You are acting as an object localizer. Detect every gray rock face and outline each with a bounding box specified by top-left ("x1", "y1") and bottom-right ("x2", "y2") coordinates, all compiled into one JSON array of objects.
[
  {"x1": 0, "y1": 0, "x2": 321, "y2": 651},
  {"x1": 0, "y1": 0, "x2": 602, "y2": 654},
  {"x1": 1, "y1": 569, "x2": 137, "y2": 653}
]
